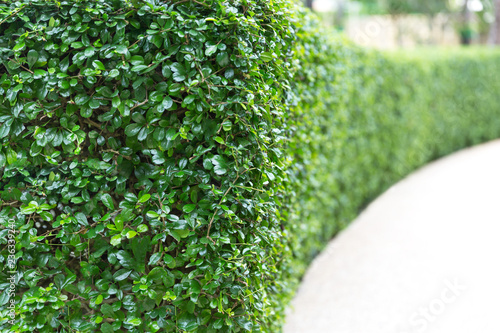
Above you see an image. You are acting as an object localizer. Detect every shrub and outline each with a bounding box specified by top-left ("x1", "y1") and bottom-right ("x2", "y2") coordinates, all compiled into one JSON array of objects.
[
  {"x1": 0, "y1": 0, "x2": 296, "y2": 332},
  {"x1": 2, "y1": 1, "x2": 500, "y2": 332},
  {"x1": 286, "y1": 11, "x2": 500, "y2": 280}
]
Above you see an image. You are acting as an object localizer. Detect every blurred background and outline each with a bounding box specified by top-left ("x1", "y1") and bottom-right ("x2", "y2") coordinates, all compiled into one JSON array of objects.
[{"x1": 303, "y1": 0, "x2": 500, "y2": 48}]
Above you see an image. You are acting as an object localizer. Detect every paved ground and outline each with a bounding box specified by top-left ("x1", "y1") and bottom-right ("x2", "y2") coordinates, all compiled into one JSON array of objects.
[{"x1": 284, "y1": 140, "x2": 500, "y2": 333}]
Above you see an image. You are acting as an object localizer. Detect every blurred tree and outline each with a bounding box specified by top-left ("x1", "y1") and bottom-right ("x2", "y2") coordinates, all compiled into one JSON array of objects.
[
  {"x1": 460, "y1": 0, "x2": 473, "y2": 44},
  {"x1": 357, "y1": 0, "x2": 449, "y2": 45},
  {"x1": 305, "y1": 0, "x2": 313, "y2": 9},
  {"x1": 356, "y1": 0, "x2": 500, "y2": 45},
  {"x1": 476, "y1": 0, "x2": 494, "y2": 43},
  {"x1": 335, "y1": 1, "x2": 348, "y2": 29},
  {"x1": 494, "y1": 0, "x2": 500, "y2": 43}
]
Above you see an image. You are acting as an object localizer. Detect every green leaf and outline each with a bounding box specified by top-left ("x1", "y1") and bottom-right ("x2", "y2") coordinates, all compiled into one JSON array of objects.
[
  {"x1": 27, "y1": 50, "x2": 39, "y2": 68},
  {"x1": 75, "y1": 212, "x2": 89, "y2": 226},
  {"x1": 170, "y1": 63, "x2": 186, "y2": 82},
  {"x1": 235, "y1": 317, "x2": 253, "y2": 331},
  {"x1": 163, "y1": 254, "x2": 173, "y2": 264},
  {"x1": 126, "y1": 230, "x2": 137, "y2": 239},
  {"x1": 126, "y1": 318, "x2": 142, "y2": 326},
  {"x1": 162, "y1": 65, "x2": 172, "y2": 78},
  {"x1": 182, "y1": 204, "x2": 196, "y2": 213},
  {"x1": 80, "y1": 107, "x2": 93, "y2": 118},
  {"x1": 125, "y1": 123, "x2": 142, "y2": 136},
  {"x1": 216, "y1": 52, "x2": 229, "y2": 66},
  {"x1": 113, "y1": 269, "x2": 132, "y2": 281},
  {"x1": 101, "y1": 193, "x2": 114, "y2": 210},
  {"x1": 212, "y1": 155, "x2": 229, "y2": 175},
  {"x1": 95, "y1": 294, "x2": 103, "y2": 305},
  {"x1": 101, "y1": 323, "x2": 114, "y2": 333},
  {"x1": 114, "y1": 215, "x2": 124, "y2": 231},
  {"x1": 205, "y1": 44, "x2": 217, "y2": 56},
  {"x1": 92, "y1": 60, "x2": 105, "y2": 70},
  {"x1": 178, "y1": 313, "x2": 198, "y2": 331},
  {"x1": 148, "y1": 252, "x2": 162, "y2": 265},
  {"x1": 110, "y1": 234, "x2": 122, "y2": 246},
  {"x1": 21, "y1": 205, "x2": 36, "y2": 215},
  {"x1": 115, "y1": 45, "x2": 128, "y2": 54},
  {"x1": 0, "y1": 124, "x2": 10, "y2": 139},
  {"x1": 0, "y1": 289, "x2": 9, "y2": 306},
  {"x1": 137, "y1": 224, "x2": 148, "y2": 232},
  {"x1": 138, "y1": 194, "x2": 151, "y2": 203},
  {"x1": 131, "y1": 65, "x2": 148, "y2": 72},
  {"x1": 260, "y1": 52, "x2": 273, "y2": 62},
  {"x1": 151, "y1": 35, "x2": 163, "y2": 48},
  {"x1": 162, "y1": 96, "x2": 173, "y2": 110},
  {"x1": 146, "y1": 211, "x2": 159, "y2": 218},
  {"x1": 165, "y1": 128, "x2": 178, "y2": 141},
  {"x1": 130, "y1": 55, "x2": 144, "y2": 65},
  {"x1": 13, "y1": 41, "x2": 25, "y2": 52},
  {"x1": 108, "y1": 69, "x2": 120, "y2": 78},
  {"x1": 131, "y1": 236, "x2": 148, "y2": 273},
  {"x1": 184, "y1": 95, "x2": 195, "y2": 105}
]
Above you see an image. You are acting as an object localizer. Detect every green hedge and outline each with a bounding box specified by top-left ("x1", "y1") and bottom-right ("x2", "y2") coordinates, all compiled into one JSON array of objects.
[
  {"x1": 287, "y1": 15, "x2": 500, "y2": 282},
  {"x1": 2, "y1": 1, "x2": 500, "y2": 332},
  {"x1": 0, "y1": 0, "x2": 297, "y2": 332}
]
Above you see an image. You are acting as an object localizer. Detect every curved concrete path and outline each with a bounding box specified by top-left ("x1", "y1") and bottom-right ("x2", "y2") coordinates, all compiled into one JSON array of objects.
[{"x1": 284, "y1": 140, "x2": 500, "y2": 333}]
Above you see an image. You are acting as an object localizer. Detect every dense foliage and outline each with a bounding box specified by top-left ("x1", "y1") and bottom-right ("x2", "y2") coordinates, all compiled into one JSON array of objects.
[
  {"x1": 0, "y1": 0, "x2": 296, "y2": 332},
  {"x1": 1, "y1": 0, "x2": 500, "y2": 332},
  {"x1": 287, "y1": 21, "x2": 500, "y2": 279}
]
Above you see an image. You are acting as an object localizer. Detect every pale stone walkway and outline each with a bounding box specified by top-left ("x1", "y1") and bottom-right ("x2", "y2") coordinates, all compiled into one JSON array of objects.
[{"x1": 284, "y1": 140, "x2": 500, "y2": 333}]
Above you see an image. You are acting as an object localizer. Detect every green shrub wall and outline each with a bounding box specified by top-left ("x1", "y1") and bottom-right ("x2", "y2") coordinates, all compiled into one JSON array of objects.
[
  {"x1": 1, "y1": 1, "x2": 500, "y2": 332},
  {"x1": 287, "y1": 15, "x2": 500, "y2": 280}
]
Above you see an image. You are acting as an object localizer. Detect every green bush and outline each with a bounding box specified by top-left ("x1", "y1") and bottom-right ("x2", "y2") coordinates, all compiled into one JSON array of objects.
[
  {"x1": 2, "y1": 1, "x2": 500, "y2": 332},
  {"x1": 287, "y1": 22, "x2": 500, "y2": 279},
  {"x1": 0, "y1": 0, "x2": 296, "y2": 332}
]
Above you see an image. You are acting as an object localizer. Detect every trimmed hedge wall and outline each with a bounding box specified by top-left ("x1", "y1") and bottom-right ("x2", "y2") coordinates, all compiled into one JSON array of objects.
[
  {"x1": 286, "y1": 12, "x2": 500, "y2": 282},
  {"x1": 1, "y1": 1, "x2": 500, "y2": 332},
  {"x1": 0, "y1": 1, "x2": 297, "y2": 332}
]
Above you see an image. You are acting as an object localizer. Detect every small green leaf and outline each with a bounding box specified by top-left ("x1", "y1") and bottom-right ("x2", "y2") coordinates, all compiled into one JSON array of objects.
[
  {"x1": 92, "y1": 60, "x2": 105, "y2": 70},
  {"x1": 151, "y1": 35, "x2": 163, "y2": 48},
  {"x1": 75, "y1": 212, "x2": 89, "y2": 226},
  {"x1": 13, "y1": 41, "x2": 25, "y2": 52},
  {"x1": 27, "y1": 50, "x2": 39, "y2": 68},
  {"x1": 182, "y1": 204, "x2": 196, "y2": 213},
  {"x1": 137, "y1": 224, "x2": 148, "y2": 232},
  {"x1": 125, "y1": 123, "x2": 142, "y2": 136},
  {"x1": 113, "y1": 269, "x2": 132, "y2": 281},
  {"x1": 216, "y1": 52, "x2": 229, "y2": 66},
  {"x1": 163, "y1": 254, "x2": 173, "y2": 264},
  {"x1": 184, "y1": 95, "x2": 195, "y2": 105},
  {"x1": 126, "y1": 318, "x2": 142, "y2": 326},
  {"x1": 138, "y1": 194, "x2": 151, "y2": 203},
  {"x1": 212, "y1": 155, "x2": 229, "y2": 175},
  {"x1": 178, "y1": 313, "x2": 198, "y2": 331},
  {"x1": 162, "y1": 96, "x2": 173, "y2": 110},
  {"x1": 148, "y1": 253, "x2": 162, "y2": 265},
  {"x1": 95, "y1": 294, "x2": 103, "y2": 305},
  {"x1": 165, "y1": 128, "x2": 178, "y2": 141},
  {"x1": 205, "y1": 44, "x2": 217, "y2": 56},
  {"x1": 101, "y1": 194, "x2": 114, "y2": 210},
  {"x1": 126, "y1": 230, "x2": 137, "y2": 239},
  {"x1": 146, "y1": 211, "x2": 159, "y2": 218},
  {"x1": 0, "y1": 124, "x2": 10, "y2": 139},
  {"x1": 110, "y1": 235, "x2": 122, "y2": 246},
  {"x1": 131, "y1": 65, "x2": 148, "y2": 72},
  {"x1": 260, "y1": 52, "x2": 274, "y2": 62}
]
